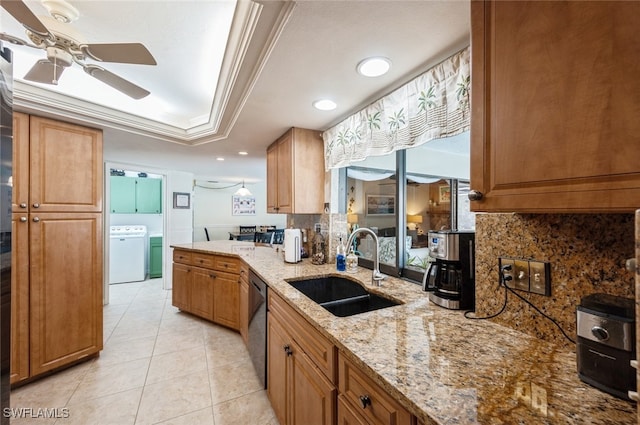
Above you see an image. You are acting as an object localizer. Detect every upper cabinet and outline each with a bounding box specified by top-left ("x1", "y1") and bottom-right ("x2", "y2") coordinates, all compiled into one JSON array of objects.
[
  {"x1": 110, "y1": 176, "x2": 162, "y2": 214},
  {"x1": 470, "y1": 1, "x2": 640, "y2": 213},
  {"x1": 266, "y1": 127, "x2": 325, "y2": 214},
  {"x1": 13, "y1": 115, "x2": 103, "y2": 213}
]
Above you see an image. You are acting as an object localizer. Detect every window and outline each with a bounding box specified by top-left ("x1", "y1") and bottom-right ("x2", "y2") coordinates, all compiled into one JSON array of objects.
[{"x1": 345, "y1": 132, "x2": 474, "y2": 283}]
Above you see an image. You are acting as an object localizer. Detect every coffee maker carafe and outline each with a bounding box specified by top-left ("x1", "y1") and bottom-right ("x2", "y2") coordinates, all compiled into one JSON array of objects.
[{"x1": 422, "y1": 230, "x2": 475, "y2": 310}]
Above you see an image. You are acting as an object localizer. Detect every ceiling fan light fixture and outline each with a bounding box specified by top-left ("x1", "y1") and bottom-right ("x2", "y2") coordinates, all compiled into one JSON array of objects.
[
  {"x1": 313, "y1": 99, "x2": 337, "y2": 111},
  {"x1": 42, "y1": 0, "x2": 79, "y2": 23},
  {"x1": 357, "y1": 56, "x2": 391, "y2": 77},
  {"x1": 234, "y1": 181, "x2": 252, "y2": 197}
]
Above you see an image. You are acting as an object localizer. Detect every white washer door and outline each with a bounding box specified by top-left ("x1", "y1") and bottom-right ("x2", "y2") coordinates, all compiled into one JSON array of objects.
[{"x1": 109, "y1": 236, "x2": 146, "y2": 284}]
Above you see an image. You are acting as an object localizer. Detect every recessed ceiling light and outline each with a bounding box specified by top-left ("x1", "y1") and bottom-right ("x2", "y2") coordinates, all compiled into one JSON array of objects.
[
  {"x1": 216, "y1": 157, "x2": 224, "y2": 161},
  {"x1": 238, "y1": 151, "x2": 248, "y2": 155},
  {"x1": 313, "y1": 99, "x2": 337, "y2": 111},
  {"x1": 357, "y1": 57, "x2": 391, "y2": 77}
]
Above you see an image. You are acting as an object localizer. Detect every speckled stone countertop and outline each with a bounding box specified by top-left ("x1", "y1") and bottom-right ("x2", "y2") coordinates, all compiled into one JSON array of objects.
[{"x1": 172, "y1": 241, "x2": 637, "y2": 425}]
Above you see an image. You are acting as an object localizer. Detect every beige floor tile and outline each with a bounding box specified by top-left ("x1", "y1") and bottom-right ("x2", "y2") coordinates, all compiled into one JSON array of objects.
[
  {"x1": 108, "y1": 321, "x2": 160, "y2": 343},
  {"x1": 153, "y1": 406, "x2": 215, "y2": 425},
  {"x1": 94, "y1": 335, "x2": 157, "y2": 366},
  {"x1": 59, "y1": 387, "x2": 142, "y2": 425},
  {"x1": 135, "y1": 372, "x2": 212, "y2": 425},
  {"x1": 153, "y1": 328, "x2": 204, "y2": 356},
  {"x1": 67, "y1": 357, "x2": 150, "y2": 404},
  {"x1": 204, "y1": 332, "x2": 250, "y2": 369},
  {"x1": 145, "y1": 346, "x2": 207, "y2": 385},
  {"x1": 209, "y1": 357, "x2": 262, "y2": 404},
  {"x1": 212, "y1": 390, "x2": 278, "y2": 425}
]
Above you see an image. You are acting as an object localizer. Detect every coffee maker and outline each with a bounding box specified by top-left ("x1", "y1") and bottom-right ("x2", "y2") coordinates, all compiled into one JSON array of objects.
[{"x1": 422, "y1": 230, "x2": 475, "y2": 310}]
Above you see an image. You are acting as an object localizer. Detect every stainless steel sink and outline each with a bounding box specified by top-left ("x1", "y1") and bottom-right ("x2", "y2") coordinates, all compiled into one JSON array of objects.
[{"x1": 285, "y1": 276, "x2": 401, "y2": 317}]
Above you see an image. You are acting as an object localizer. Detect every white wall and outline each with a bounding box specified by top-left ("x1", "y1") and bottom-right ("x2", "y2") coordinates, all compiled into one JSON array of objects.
[{"x1": 193, "y1": 180, "x2": 286, "y2": 241}]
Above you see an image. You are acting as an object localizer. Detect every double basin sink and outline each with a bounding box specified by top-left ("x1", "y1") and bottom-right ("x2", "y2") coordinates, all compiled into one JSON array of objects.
[{"x1": 285, "y1": 276, "x2": 401, "y2": 317}]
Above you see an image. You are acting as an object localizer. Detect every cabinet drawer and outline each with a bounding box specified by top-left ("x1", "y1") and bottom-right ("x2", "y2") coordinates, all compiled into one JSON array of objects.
[
  {"x1": 173, "y1": 249, "x2": 192, "y2": 265},
  {"x1": 240, "y1": 263, "x2": 249, "y2": 284},
  {"x1": 214, "y1": 256, "x2": 240, "y2": 274},
  {"x1": 268, "y1": 291, "x2": 336, "y2": 383},
  {"x1": 338, "y1": 353, "x2": 412, "y2": 425},
  {"x1": 192, "y1": 253, "x2": 215, "y2": 269}
]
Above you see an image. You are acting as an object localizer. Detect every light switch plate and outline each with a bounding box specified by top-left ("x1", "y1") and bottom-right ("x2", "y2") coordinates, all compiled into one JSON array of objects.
[{"x1": 499, "y1": 257, "x2": 515, "y2": 288}]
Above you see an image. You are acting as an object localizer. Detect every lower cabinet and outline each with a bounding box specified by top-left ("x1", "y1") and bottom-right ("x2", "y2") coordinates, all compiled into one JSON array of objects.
[
  {"x1": 171, "y1": 249, "x2": 240, "y2": 330},
  {"x1": 338, "y1": 353, "x2": 413, "y2": 425},
  {"x1": 267, "y1": 291, "x2": 336, "y2": 425},
  {"x1": 239, "y1": 263, "x2": 249, "y2": 345}
]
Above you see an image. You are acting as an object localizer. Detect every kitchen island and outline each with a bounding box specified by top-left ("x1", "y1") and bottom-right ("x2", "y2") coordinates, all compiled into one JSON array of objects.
[{"x1": 171, "y1": 240, "x2": 636, "y2": 425}]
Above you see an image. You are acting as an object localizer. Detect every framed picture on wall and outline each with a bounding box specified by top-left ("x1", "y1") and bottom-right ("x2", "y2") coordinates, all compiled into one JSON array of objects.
[
  {"x1": 232, "y1": 195, "x2": 256, "y2": 216},
  {"x1": 366, "y1": 194, "x2": 395, "y2": 216},
  {"x1": 439, "y1": 185, "x2": 451, "y2": 203},
  {"x1": 173, "y1": 192, "x2": 190, "y2": 209}
]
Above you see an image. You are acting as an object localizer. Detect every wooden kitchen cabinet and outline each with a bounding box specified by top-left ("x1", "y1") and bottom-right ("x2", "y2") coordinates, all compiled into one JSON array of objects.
[
  {"x1": 10, "y1": 114, "x2": 103, "y2": 383},
  {"x1": 266, "y1": 127, "x2": 325, "y2": 214},
  {"x1": 338, "y1": 352, "x2": 412, "y2": 425},
  {"x1": 470, "y1": 1, "x2": 640, "y2": 212},
  {"x1": 239, "y1": 264, "x2": 249, "y2": 345},
  {"x1": 267, "y1": 291, "x2": 336, "y2": 425},
  {"x1": 10, "y1": 214, "x2": 29, "y2": 384},
  {"x1": 171, "y1": 249, "x2": 240, "y2": 330}
]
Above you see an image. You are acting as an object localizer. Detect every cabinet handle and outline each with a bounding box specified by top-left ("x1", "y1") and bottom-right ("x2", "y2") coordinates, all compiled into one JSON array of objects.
[
  {"x1": 32, "y1": 217, "x2": 40, "y2": 222},
  {"x1": 19, "y1": 203, "x2": 27, "y2": 209},
  {"x1": 32, "y1": 202, "x2": 40, "y2": 208},
  {"x1": 19, "y1": 216, "x2": 27, "y2": 222},
  {"x1": 359, "y1": 395, "x2": 371, "y2": 409},
  {"x1": 283, "y1": 345, "x2": 293, "y2": 356},
  {"x1": 209, "y1": 273, "x2": 217, "y2": 279},
  {"x1": 467, "y1": 190, "x2": 483, "y2": 201}
]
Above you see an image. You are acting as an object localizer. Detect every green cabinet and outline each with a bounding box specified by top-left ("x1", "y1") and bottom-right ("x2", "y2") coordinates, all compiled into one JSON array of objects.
[
  {"x1": 149, "y1": 236, "x2": 163, "y2": 278},
  {"x1": 110, "y1": 176, "x2": 162, "y2": 214}
]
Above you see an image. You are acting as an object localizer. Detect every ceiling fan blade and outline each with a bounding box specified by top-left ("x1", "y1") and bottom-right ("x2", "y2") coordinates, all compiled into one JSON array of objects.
[
  {"x1": 82, "y1": 43, "x2": 157, "y2": 65},
  {"x1": 0, "y1": 31, "x2": 34, "y2": 47},
  {"x1": 83, "y1": 64, "x2": 150, "y2": 99},
  {"x1": 24, "y1": 59, "x2": 65, "y2": 85},
  {"x1": 0, "y1": 0, "x2": 50, "y2": 37}
]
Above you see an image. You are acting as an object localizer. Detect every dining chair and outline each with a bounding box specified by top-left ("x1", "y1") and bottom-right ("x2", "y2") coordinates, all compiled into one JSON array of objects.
[
  {"x1": 254, "y1": 231, "x2": 274, "y2": 244},
  {"x1": 239, "y1": 225, "x2": 257, "y2": 234},
  {"x1": 272, "y1": 229, "x2": 285, "y2": 245}
]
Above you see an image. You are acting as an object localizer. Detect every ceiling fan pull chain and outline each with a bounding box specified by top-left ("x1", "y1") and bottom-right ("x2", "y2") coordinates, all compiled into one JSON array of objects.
[{"x1": 52, "y1": 56, "x2": 58, "y2": 85}]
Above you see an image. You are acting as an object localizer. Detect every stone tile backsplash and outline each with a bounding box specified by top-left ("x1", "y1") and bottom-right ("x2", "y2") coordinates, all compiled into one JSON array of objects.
[{"x1": 475, "y1": 213, "x2": 635, "y2": 349}]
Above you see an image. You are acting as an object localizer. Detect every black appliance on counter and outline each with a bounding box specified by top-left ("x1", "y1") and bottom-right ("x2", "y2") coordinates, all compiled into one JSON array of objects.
[
  {"x1": 576, "y1": 293, "x2": 636, "y2": 400},
  {"x1": 422, "y1": 230, "x2": 475, "y2": 310}
]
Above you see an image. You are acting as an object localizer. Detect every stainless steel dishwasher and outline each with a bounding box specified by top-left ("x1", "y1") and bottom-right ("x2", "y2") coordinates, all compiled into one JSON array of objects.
[{"x1": 247, "y1": 270, "x2": 267, "y2": 389}]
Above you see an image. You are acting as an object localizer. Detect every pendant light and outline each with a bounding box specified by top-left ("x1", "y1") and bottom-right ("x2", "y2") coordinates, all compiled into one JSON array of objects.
[{"x1": 234, "y1": 180, "x2": 252, "y2": 197}]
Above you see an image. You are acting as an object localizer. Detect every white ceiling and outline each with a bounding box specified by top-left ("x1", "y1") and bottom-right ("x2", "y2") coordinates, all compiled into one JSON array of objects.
[{"x1": 2, "y1": 0, "x2": 470, "y2": 184}]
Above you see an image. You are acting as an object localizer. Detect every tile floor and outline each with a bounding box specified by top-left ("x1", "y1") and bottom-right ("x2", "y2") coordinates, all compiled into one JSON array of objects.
[{"x1": 10, "y1": 278, "x2": 279, "y2": 425}]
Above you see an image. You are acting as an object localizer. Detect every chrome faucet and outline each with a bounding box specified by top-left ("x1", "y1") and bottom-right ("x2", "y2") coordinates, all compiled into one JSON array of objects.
[{"x1": 346, "y1": 227, "x2": 386, "y2": 286}]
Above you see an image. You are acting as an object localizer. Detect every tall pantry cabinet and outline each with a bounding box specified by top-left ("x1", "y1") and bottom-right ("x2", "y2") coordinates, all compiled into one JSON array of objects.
[{"x1": 11, "y1": 113, "x2": 103, "y2": 384}]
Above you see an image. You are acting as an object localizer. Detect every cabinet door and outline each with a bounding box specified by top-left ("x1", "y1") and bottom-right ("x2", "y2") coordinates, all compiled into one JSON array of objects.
[
  {"x1": 239, "y1": 279, "x2": 249, "y2": 345},
  {"x1": 149, "y1": 237, "x2": 163, "y2": 278},
  {"x1": 191, "y1": 267, "x2": 215, "y2": 321},
  {"x1": 266, "y1": 143, "x2": 279, "y2": 213},
  {"x1": 29, "y1": 213, "x2": 103, "y2": 376},
  {"x1": 470, "y1": 1, "x2": 640, "y2": 212},
  {"x1": 10, "y1": 213, "x2": 29, "y2": 384},
  {"x1": 29, "y1": 117, "x2": 103, "y2": 213},
  {"x1": 136, "y1": 178, "x2": 162, "y2": 213},
  {"x1": 267, "y1": 314, "x2": 289, "y2": 425},
  {"x1": 172, "y1": 263, "x2": 191, "y2": 311},
  {"x1": 12, "y1": 112, "x2": 29, "y2": 213},
  {"x1": 275, "y1": 134, "x2": 293, "y2": 213},
  {"x1": 110, "y1": 176, "x2": 137, "y2": 213},
  {"x1": 212, "y1": 272, "x2": 239, "y2": 330},
  {"x1": 337, "y1": 395, "x2": 370, "y2": 425},
  {"x1": 290, "y1": 341, "x2": 336, "y2": 425}
]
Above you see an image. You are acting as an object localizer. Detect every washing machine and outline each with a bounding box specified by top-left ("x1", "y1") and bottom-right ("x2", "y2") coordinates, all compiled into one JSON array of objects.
[{"x1": 109, "y1": 225, "x2": 147, "y2": 284}]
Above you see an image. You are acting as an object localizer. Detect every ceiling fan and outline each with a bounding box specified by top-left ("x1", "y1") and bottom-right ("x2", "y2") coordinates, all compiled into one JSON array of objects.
[{"x1": 0, "y1": 0, "x2": 156, "y2": 99}]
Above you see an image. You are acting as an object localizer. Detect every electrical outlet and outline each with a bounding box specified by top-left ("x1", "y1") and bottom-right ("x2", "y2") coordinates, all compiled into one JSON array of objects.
[
  {"x1": 529, "y1": 261, "x2": 551, "y2": 295},
  {"x1": 498, "y1": 257, "x2": 515, "y2": 287},
  {"x1": 513, "y1": 260, "x2": 530, "y2": 291}
]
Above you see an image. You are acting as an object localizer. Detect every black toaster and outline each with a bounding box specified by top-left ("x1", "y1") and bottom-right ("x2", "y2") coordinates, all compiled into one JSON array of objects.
[{"x1": 576, "y1": 293, "x2": 636, "y2": 400}]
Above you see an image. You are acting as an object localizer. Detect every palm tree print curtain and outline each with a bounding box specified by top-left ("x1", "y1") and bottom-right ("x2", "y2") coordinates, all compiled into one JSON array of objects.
[{"x1": 323, "y1": 47, "x2": 470, "y2": 170}]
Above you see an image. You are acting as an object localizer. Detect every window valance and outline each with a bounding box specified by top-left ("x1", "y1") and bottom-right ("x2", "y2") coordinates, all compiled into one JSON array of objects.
[{"x1": 323, "y1": 47, "x2": 470, "y2": 170}]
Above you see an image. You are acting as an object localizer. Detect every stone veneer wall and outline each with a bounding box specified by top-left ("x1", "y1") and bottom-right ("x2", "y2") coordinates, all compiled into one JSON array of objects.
[{"x1": 475, "y1": 213, "x2": 635, "y2": 350}]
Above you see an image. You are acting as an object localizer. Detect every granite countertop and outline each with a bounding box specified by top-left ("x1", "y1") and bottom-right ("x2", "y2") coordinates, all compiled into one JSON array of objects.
[{"x1": 172, "y1": 241, "x2": 637, "y2": 425}]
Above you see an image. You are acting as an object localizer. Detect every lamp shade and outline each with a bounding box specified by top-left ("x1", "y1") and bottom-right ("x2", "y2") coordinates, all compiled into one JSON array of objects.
[
  {"x1": 407, "y1": 215, "x2": 423, "y2": 224},
  {"x1": 234, "y1": 181, "x2": 252, "y2": 197},
  {"x1": 347, "y1": 214, "x2": 359, "y2": 224}
]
